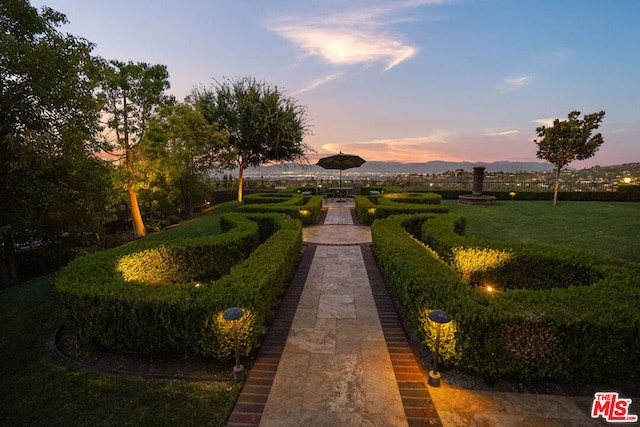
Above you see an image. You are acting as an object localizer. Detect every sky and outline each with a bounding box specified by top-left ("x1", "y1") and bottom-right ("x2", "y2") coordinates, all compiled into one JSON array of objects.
[{"x1": 30, "y1": 0, "x2": 640, "y2": 168}]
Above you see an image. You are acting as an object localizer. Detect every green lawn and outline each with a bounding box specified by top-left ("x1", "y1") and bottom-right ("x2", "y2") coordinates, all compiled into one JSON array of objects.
[
  {"x1": 143, "y1": 201, "x2": 240, "y2": 242},
  {"x1": 443, "y1": 200, "x2": 640, "y2": 263},
  {"x1": 0, "y1": 202, "x2": 242, "y2": 427}
]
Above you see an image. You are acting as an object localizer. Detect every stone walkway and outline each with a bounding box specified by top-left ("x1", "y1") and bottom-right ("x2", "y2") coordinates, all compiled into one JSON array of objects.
[{"x1": 227, "y1": 198, "x2": 622, "y2": 426}]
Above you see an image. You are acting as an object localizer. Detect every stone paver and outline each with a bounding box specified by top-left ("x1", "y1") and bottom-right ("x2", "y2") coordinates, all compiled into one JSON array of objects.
[{"x1": 260, "y1": 242, "x2": 408, "y2": 426}]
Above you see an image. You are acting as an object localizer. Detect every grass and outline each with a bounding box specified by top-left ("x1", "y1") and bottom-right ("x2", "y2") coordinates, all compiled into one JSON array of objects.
[
  {"x1": 0, "y1": 201, "x2": 242, "y2": 427},
  {"x1": 443, "y1": 200, "x2": 640, "y2": 263},
  {"x1": 143, "y1": 201, "x2": 240, "y2": 242}
]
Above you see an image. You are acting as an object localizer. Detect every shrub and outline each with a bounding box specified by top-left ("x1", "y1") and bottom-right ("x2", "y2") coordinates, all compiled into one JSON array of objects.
[
  {"x1": 617, "y1": 184, "x2": 640, "y2": 201},
  {"x1": 371, "y1": 214, "x2": 640, "y2": 381},
  {"x1": 419, "y1": 189, "x2": 640, "y2": 202},
  {"x1": 355, "y1": 193, "x2": 448, "y2": 225},
  {"x1": 239, "y1": 193, "x2": 322, "y2": 225},
  {"x1": 55, "y1": 213, "x2": 302, "y2": 360},
  {"x1": 116, "y1": 215, "x2": 259, "y2": 284}
]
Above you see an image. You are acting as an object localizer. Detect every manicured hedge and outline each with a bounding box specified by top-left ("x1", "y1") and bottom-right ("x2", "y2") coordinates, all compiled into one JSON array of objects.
[
  {"x1": 55, "y1": 213, "x2": 302, "y2": 360},
  {"x1": 360, "y1": 186, "x2": 402, "y2": 195},
  {"x1": 116, "y1": 215, "x2": 260, "y2": 284},
  {"x1": 239, "y1": 193, "x2": 322, "y2": 225},
  {"x1": 371, "y1": 213, "x2": 640, "y2": 381},
  {"x1": 355, "y1": 194, "x2": 449, "y2": 225},
  {"x1": 413, "y1": 189, "x2": 640, "y2": 202},
  {"x1": 617, "y1": 184, "x2": 640, "y2": 200},
  {"x1": 280, "y1": 186, "x2": 319, "y2": 195}
]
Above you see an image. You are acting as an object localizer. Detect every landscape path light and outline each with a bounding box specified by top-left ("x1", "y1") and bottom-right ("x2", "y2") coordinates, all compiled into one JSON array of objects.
[
  {"x1": 223, "y1": 307, "x2": 245, "y2": 381},
  {"x1": 427, "y1": 309, "x2": 451, "y2": 387}
]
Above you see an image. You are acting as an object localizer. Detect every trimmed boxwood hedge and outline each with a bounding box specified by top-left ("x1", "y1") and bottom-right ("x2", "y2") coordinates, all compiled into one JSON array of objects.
[
  {"x1": 355, "y1": 193, "x2": 449, "y2": 225},
  {"x1": 239, "y1": 193, "x2": 322, "y2": 225},
  {"x1": 55, "y1": 213, "x2": 302, "y2": 360},
  {"x1": 372, "y1": 213, "x2": 640, "y2": 382},
  {"x1": 412, "y1": 189, "x2": 640, "y2": 202}
]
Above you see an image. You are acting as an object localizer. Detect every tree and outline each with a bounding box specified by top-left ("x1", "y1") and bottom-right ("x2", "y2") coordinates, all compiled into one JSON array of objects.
[
  {"x1": 192, "y1": 77, "x2": 312, "y2": 203},
  {"x1": 143, "y1": 102, "x2": 227, "y2": 217},
  {"x1": 99, "y1": 60, "x2": 172, "y2": 237},
  {"x1": 1, "y1": 1, "x2": 105, "y2": 286},
  {"x1": 534, "y1": 110, "x2": 605, "y2": 205}
]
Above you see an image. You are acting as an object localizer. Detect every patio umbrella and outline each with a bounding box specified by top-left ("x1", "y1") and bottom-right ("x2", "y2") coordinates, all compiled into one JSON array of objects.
[
  {"x1": 316, "y1": 152, "x2": 366, "y2": 201},
  {"x1": 315, "y1": 151, "x2": 366, "y2": 186}
]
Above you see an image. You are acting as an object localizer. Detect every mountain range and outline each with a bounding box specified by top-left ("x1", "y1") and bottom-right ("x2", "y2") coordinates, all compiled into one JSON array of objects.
[{"x1": 245, "y1": 160, "x2": 558, "y2": 176}]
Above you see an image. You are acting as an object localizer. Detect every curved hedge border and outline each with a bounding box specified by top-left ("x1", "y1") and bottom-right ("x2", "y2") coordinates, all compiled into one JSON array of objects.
[
  {"x1": 372, "y1": 213, "x2": 640, "y2": 381},
  {"x1": 239, "y1": 193, "x2": 322, "y2": 225},
  {"x1": 55, "y1": 213, "x2": 302, "y2": 360},
  {"x1": 355, "y1": 193, "x2": 449, "y2": 225}
]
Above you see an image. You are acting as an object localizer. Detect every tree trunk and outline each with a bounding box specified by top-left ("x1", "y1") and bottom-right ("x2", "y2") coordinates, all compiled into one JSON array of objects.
[
  {"x1": 126, "y1": 147, "x2": 146, "y2": 238},
  {"x1": 129, "y1": 189, "x2": 146, "y2": 238},
  {"x1": 553, "y1": 166, "x2": 562, "y2": 206},
  {"x1": 237, "y1": 163, "x2": 245, "y2": 203},
  {"x1": 0, "y1": 237, "x2": 18, "y2": 288}
]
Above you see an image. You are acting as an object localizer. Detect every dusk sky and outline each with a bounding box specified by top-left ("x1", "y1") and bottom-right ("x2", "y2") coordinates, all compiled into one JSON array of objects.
[{"x1": 31, "y1": 0, "x2": 640, "y2": 168}]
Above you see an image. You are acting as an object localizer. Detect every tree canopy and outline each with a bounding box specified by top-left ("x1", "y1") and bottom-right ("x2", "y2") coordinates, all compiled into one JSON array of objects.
[
  {"x1": 192, "y1": 77, "x2": 312, "y2": 202},
  {"x1": 534, "y1": 110, "x2": 605, "y2": 205},
  {"x1": 143, "y1": 102, "x2": 228, "y2": 216},
  {"x1": 1, "y1": 0, "x2": 106, "y2": 286}
]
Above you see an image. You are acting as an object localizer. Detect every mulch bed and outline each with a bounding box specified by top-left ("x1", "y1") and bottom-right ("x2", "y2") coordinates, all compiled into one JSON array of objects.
[{"x1": 55, "y1": 327, "x2": 237, "y2": 382}]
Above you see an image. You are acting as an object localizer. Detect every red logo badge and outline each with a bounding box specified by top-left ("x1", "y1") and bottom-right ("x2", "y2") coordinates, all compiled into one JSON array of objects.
[{"x1": 591, "y1": 392, "x2": 637, "y2": 423}]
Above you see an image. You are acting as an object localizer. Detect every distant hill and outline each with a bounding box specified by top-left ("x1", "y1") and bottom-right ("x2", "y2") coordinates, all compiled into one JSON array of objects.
[
  {"x1": 244, "y1": 160, "x2": 557, "y2": 176},
  {"x1": 571, "y1": 162, "x2": 640, "y2": 180}
]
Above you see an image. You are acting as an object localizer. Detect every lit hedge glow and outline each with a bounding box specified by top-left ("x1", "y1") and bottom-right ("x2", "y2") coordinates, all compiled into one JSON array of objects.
[
  {"x1": 420, "y1": 308, "x2": 459, "y2": 364},
  {"x1": 450, "y1": 246, "x2": 512, "y2": 285},
  {"x1": 203, "y1": 309, "x2": 256, "y2": 359}
]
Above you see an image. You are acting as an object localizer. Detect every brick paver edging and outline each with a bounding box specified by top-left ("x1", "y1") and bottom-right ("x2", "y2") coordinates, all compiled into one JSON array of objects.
[
  {"x1": 226, "y1": 243, "x2": 317, "y2": 426},
  {"x1": 360, "y1": 243, "x2": 443, "y2": 427}
]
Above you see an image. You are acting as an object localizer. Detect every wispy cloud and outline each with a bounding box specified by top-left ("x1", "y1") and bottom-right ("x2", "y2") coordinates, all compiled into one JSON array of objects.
[
  {"x1": 498, "y1": 75, "x2": 532, "y2": 93},
  {"x1": 322, "y1": 135, "x2": 448, "y2": 151},
  {"x1": 486, "y1": 129, "x2": 520, "y2": 137},
  {"x1": 276, "y1": 26, "x2": 417, "y2": 71},
  {"x1": 532, "y1": 118, "x2": 555, "y2": 127},
  {"x1": 266, "y1": 1, "x2": 450, "y2": 91},
  {"x1": 291, "y1": 72, "x2": 344, "y2": 95},
  {"x1": 310, "y1": 130, "x2": 540, "y2": 164},
  {"x1": 319, "y1": 134, "x2": 451, "y2": 162}
]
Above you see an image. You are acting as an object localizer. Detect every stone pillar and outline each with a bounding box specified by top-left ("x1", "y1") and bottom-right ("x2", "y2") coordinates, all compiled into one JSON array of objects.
[{"x1": 472, "y1": 166, "x2": 485, "y2": 196}]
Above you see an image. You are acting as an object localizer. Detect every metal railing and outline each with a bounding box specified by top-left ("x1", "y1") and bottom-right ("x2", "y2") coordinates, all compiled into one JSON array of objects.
[{"x1": 225, "y1": 177, "x2": 619, "y2": 193}]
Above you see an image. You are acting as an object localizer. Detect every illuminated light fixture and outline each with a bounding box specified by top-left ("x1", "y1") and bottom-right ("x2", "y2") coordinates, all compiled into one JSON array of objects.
[
  {"x1": 427, "y1": 309, "x2": 451, "y2": 387},
  {"x1": 299, "y1": 209, "x2": 310, "y2": 216},
  {"x1": 486, "y1": 285, "x2": 495, "y2": 293},
  {"x1": 509, "y1": 192, "x2": 516, "y2": 200},
  {"x1": 223, "y1": 307, "x2": 245, "y2": 381},
  {"x1": 623, "y1": 177, "x2": 631, "y2": 184}
]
